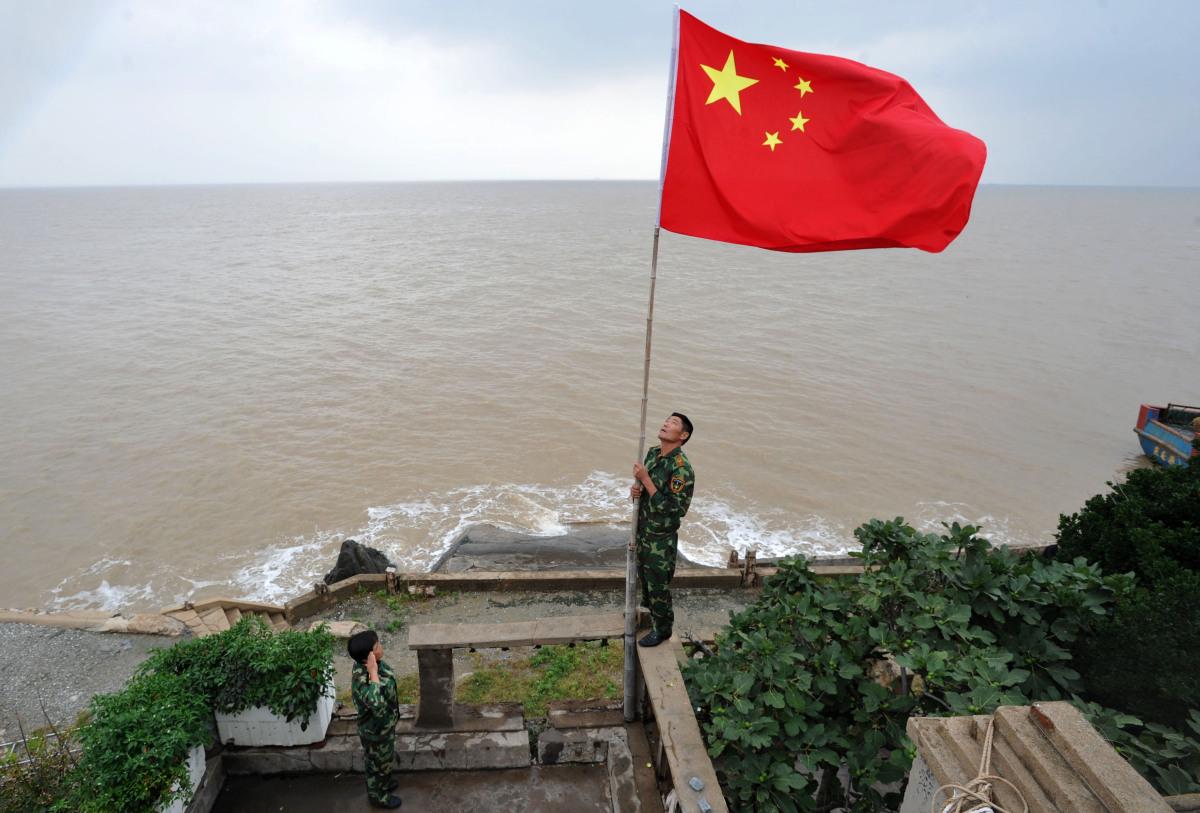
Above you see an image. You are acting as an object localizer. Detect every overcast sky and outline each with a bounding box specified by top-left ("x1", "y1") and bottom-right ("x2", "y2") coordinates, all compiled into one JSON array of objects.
[{"x1": 1, "y1": 0, "x2": 1197, "y2": 188}]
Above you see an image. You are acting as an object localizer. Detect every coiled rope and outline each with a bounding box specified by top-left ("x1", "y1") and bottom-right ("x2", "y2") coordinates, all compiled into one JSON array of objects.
[{"x1": 930, "y1": 718, "x2": 1029, "y2": 813}]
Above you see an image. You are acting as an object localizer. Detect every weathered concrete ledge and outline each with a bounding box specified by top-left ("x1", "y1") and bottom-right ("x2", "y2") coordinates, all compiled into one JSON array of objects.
[{"x1": 0, "y1": 608, "x2": 187, "y2": 636}]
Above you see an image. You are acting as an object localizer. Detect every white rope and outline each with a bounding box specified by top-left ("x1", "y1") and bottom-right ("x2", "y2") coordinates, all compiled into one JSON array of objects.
[{"x1": 930, "y1": 719, "x2": 1029, "y2": 813}]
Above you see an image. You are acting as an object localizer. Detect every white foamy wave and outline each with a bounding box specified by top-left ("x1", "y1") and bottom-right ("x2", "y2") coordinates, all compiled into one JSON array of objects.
[
  {"x1": 228, "y1": 532, "x2": 337, "y2": 606},
  {"x1": 47, "y1": 557, "x2": 227, "y2": 613},
  {"x1": 240, "y1": 474, "x2": 865, "y2": 603},
  {"x1": 683, "y1": 495, "x2": 852, "y2": 566},
  {"x1": 47, "y1": 483, "x2": 1045, "y2": 614}
]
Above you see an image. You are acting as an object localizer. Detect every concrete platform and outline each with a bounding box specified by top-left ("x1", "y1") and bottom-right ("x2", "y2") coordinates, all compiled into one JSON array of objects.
[{"x1": 211, "y1": 765, "x2": 615, "y2": 812}]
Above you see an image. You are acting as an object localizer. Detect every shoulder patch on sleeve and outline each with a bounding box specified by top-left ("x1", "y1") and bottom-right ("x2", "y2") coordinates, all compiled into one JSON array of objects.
[{"x1": 670, "y1": 476, "x2": 685, "y2": 493}]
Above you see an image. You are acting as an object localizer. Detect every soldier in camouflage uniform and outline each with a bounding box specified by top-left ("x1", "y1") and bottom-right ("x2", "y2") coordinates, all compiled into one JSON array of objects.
[
  {"x1": 630, "y1": 412, "x2": 695, "y2": 648},
  {"x1": 349, "y1": 630, "x2": 403, "y2": 809}
]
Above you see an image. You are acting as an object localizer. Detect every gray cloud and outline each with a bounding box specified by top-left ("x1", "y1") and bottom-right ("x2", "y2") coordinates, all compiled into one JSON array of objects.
[{"x1": 0, "y1": 0, "x2": 1196, "y2": 187}]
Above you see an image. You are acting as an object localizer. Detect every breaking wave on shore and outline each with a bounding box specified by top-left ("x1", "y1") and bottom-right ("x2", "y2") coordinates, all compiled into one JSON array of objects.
[{"x1": 45, "y1": 473, "x2": 1043, "y2": 614}]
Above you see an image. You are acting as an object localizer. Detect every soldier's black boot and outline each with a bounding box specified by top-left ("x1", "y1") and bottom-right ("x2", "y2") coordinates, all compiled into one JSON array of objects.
[{"x1": 638, "y1": 630, "x2": 669, "y2": 647}]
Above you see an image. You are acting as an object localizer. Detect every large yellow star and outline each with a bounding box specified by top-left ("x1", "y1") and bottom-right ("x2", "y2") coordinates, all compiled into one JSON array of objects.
[
  {"x1": 789, "y1": 111, "x2": 809, "y2": 132},
  {"x1": 702, "y1": 51, "x2": 759, "y2": 115},
  {"x1": 763, "y1": 132, "x2": 782, "y2": 151},
  {"x1": 794, "y1": 76, "x2": 813, "y2": 96}
]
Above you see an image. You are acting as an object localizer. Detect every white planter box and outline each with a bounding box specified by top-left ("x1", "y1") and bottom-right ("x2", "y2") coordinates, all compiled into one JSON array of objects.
[
  {"x1": 156, "y1": 744, "x2": 206, "y2": 813},
  {"x1": 214, "y1": 680, "x2": 336, "y2": 746}
]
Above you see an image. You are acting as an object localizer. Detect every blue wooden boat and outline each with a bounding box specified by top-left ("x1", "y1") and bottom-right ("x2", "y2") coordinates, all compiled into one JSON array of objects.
[{"x1": 1135, "y1": 403, "x2": 1198, "y2": 466}]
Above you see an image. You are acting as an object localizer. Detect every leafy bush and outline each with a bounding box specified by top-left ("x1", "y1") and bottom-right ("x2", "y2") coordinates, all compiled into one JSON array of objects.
[
  {"x1": 67, "y1": 669, "x2": 210, "y2": 813},
  {"x1": 682, "y1": 519, "x2": 1121, "y2": 813},
  {"x1": 1075, "y1": 699, "x2": 1200, "y2": 797},
  {"x1": 140, "y1": 617, "x2": 337, "y2": 726},
  {"x1": 1056, "y1": 462, "x2": 1200, "y2": 722}
]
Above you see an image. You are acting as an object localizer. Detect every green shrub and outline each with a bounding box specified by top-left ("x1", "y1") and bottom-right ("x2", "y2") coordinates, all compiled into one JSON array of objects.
[
  {"x1": 67, "y1": 669, "x2": 210, "y2": 813},
  {"x1": 1057, "y1": 462, "x2": 1200, "y2": 722},
  {"x1": 140, "y1": 617, "x2": 337, "y2": 726},
  {"x1": 682, "y1": 519, "x2": 1121, "y2": 813}
]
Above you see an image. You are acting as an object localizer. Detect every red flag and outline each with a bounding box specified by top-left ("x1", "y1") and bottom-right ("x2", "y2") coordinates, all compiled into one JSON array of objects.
[{"x1": 658, "y1": 11, "x2": 986, "y2": 254}]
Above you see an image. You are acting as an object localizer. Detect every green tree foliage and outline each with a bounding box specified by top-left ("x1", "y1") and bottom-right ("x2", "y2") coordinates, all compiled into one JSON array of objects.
[
  {"x1": 682, "y1": 519, "x2": 1121, "y2": 813},
  {"x1": 1056, "y1": 462, "x2": 1200, "y2": 723}
]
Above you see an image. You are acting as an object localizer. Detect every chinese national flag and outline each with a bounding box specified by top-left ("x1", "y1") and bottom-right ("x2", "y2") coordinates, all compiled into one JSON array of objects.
[{"x1": 658, "y1": 11, "x2": 987, "y2": 253}]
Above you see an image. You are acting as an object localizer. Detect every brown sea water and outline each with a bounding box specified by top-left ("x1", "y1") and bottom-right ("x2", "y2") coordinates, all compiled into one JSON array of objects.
[{"x1": 1, "y1": 182, "x2": 1197, "y2": 613}]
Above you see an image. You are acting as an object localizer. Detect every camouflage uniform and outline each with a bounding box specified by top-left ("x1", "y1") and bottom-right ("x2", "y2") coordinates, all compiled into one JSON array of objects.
[
  {"x1": 637, "y1": 445, "x2": 695, "y2": 637},
  {"x1": 351, "y1": 659, "x2": 400, "y2": 805}
]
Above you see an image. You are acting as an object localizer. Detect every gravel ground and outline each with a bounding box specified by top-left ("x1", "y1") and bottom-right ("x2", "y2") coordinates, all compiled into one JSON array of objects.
[
  {"x1": 0, "y1": 586, "x2": 757, "y2": 744},
  {"x1": 0, "y1": 624, "x2": 178, "y2": 743}
]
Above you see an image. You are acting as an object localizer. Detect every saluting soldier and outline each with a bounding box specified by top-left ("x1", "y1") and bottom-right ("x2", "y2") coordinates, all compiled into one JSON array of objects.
[
  {"x1": 630, "y1": 412, "x2": 696, "y2": 647},
  {"x1": 348, "y1": 630, "x2": 403, "y2": 809}
]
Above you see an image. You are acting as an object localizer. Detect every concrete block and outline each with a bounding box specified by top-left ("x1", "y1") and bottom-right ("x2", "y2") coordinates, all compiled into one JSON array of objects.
[
  {"x1": 547, "y1": 698, "x2": 625, "y2": 729},
  {"x1": 1023, "y1": 702, "x2": 1172, "y2": 813},
  {"x1": 415, "y1": 649, "x2": 455, "y2": 728},
  {"x1": 183, "y1": 750, "x2": 225, "y2": 813},
  {"x1": 395, "y1": 730, "x2": 529, "y2": 772},
  {"x1": 538, "y1": 728, "x2": 608, "y2": 765},
  {"x1": 532, "y1": 614, "x2": 623, "y2": 645},
  {"x1": 308, "y1": 735, "x2": 361, "y2": 773},
  {"x1": 220, "y1": 747, "x2": 314, "y2": 776},
  {"x1": 408, "y1": 620, "x2": 537, "y2": 650},
  {"x1": 465, "y1": 731, "x2": 532, "y2": 770}
]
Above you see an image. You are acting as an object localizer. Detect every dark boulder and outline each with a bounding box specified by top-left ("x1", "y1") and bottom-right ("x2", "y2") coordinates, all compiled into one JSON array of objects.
[{"x1": 323, "y1": 539, "x2": 394, "y2": 585}]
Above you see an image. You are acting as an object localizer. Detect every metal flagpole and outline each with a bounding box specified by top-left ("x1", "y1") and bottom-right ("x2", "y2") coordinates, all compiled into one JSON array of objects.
[
  {"x1": 623, "y1": 227, "x2": 661, "y2": 721},
  {"x1": 624, "y1": 5, "x2": 680, "y2": 723}
]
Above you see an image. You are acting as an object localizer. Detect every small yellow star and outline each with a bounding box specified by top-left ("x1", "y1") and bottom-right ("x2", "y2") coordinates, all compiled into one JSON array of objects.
[
  {"x1": 701, "y1": 51, "x2": 759, "y2": 115},
  {"x1": 773, "y1": 57, "x2": 789, "y2": 71},
  {"x1": 763, "y1": 132, "x2": 782, "y2": 151},
  {"x1": 795, "y1": 76, "x2": 813, "y2": 96},
  {"x1": 789, "y1": 111, "x2": 809, "y2": 132}
]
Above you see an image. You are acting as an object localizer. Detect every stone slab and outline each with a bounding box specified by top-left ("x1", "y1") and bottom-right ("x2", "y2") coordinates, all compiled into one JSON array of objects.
[
  {"x1": 908, "y1": 704, "x2": 1170, "y2": 813},
  {"x1": 626, "y1": 721, "x2": 668, "y2": 813},
  {"x1": 538, "y1": 728, "x2": 609, "y2": 765},
  {"x1": 395, "y1": 728, "x2": 530, "y2": 771},
  {"x1": 1009, "y1": 702, "x2": 1172, "y2": 813},
  {"x1": 637, "y1": 640, "x2": 728, "y2": 813},
  {"x1": 395, "y1": 702, "x2": 526, "y2": 735},
  {"x1": 532, "y1": 613, "x2": 623, "y2": 645},
  {"x1": 0, "y1": 609, "x2": 118, "y2": 629},
  {"x1": 186, "y1": 750, "x2": 226, "y2": 813},
  {"x1": 993, "y1": 705, "x2": 1106, "y2": 813},
  {"x1": 547, "y1": 698, "x2": 626, "y2": 729},
  {"x1": 409, "y1": 620, "x2": 538, "y2": 650},
  {"x1": 407, "y1": 614, "x2": 624, "y2": 651}
]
